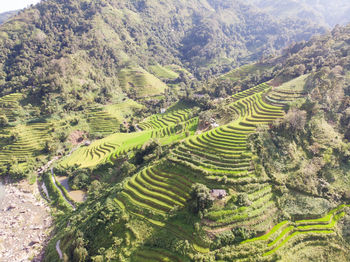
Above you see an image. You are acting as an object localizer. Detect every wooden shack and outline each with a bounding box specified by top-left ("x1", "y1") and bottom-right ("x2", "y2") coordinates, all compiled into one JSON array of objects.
[{"x1": 210, "y1": 189, "x2": 227, "y2": 199}]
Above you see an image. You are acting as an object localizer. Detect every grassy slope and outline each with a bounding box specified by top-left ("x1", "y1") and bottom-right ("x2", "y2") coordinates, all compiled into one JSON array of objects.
[
  {"x1": 148, "y1": 64, "x2": 179, "y2": 80},
  {"x1": 104, "y1": 99, "x2": 144, "y2": 123},
  {"x1": 59, "y1": 131, "x2": 152, "y2": 168},
  {"x1": 59, "y1": 101, "x2": 198, "y2": 168},
  {"x1": 118, "y1": 66, "x2": 169, "y2": 97},
  {"x1": 220, "y1": 63, "x2": 273, "y2": 82}
]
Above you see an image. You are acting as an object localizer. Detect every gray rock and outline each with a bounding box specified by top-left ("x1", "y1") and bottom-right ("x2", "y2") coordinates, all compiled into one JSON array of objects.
[
  {"x1": 29, "y1": 238, "x2": 40, "y2": 246},
  {"x1": 7, "y1": 204, "x2": 16, "y2": 211}
]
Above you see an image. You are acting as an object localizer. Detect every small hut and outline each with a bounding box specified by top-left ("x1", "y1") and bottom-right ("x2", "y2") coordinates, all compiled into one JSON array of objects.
[{"x1": 210, "y1": 189, "x2": 227, "y2": 199}]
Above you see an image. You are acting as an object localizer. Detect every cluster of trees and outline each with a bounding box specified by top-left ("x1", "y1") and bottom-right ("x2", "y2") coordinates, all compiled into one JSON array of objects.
[
  {"x1": 0, "y1": 114, "x2": 8, "y2": 127},
  {"x1": 134, "y1": 139, "x2": 163, "y2": 165},
  {"x1": 250, "y1": 67, "x2": 350, "y2": 213},
  {"x1": 271, "y1": 25, "x2": 350, "y2": 81},
  {"x1": 201, "y1": 25, "x2": 350, "y2": 100},
  {"x1": 189, "y1": 183, "x2": 214, "y2": 214}
]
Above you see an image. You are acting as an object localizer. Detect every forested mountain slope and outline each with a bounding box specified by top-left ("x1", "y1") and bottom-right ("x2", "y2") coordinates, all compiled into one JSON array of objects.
[
  {"x1": 0, "y1": 10, "x2": 18, "y2": 24},
  {"x1": 0, "y1": 0, "x2": 326, "y2": 101},
  {"x1": 40, "y1": 24, "x2": 350, "y2": 261},
  {"x1": 248, "y1": 0, "x2": 350, "y2": 28}
]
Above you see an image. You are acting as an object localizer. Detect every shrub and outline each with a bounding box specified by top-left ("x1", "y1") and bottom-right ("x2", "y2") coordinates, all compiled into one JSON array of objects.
[
  {"x1": 134, "y1": 139, "x2": 162, "y2": 165},
  {"x1": 236, "y1": 193, "x2": 251, "y2": 207},
  {"x1": 232, "y1": 227, "x2": 254, "y2": 242},
  {"x1": 283, "y1": 108, "x2": 307, "y2": 131},
  {"x1": 0, "y1": 114, "x2": 8, "y2": 127},
  {"x1": 119, "y1": 162, "x2": 136, "y2": 178},
  {"x1": 213, "y1": 231, "x2": 236, "y2": 248},
  {"x1": 189, "y1": 183, "x2": 214, "y2": 214}
]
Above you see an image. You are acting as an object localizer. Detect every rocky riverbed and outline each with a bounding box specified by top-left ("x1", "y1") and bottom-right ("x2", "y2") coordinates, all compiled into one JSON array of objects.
[{"x1": 0, "y1": 179, "x2": 52, "y2": 262}]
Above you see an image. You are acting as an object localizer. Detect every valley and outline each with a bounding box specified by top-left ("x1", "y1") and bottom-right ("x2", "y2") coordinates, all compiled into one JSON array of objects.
[{"x1": 1, "y1": 0, "x2": 350, "y2": 261}]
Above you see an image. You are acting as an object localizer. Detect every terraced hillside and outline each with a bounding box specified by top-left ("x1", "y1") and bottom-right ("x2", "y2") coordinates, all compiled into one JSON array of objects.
[
  {"x1": 265, "y1": 75, "x2": 309, "y2": 106},
  {"x1": 148, "y1": 64, "x2": 179, "y2": 81},
  {"x1": 0, "y1": 122, "x2": 52, "y2": 170},
  {"x1": 109, "y1": 80, "x2": 315, "y2": 257},
  {"x1": 0, "y1": 93, "x2": 23, "y2": 122},
  {"x1": 86, "y1": 106, "x2": 120, "y2": 136},
  {"x1": 118, "y1": 66, "x2": 168, "y2": 98},
  {"x1": 59, "y1": 131, "x2": 152, "y2": 168},
  {"x1": 59, "y1": 103, "x2": 199, "y2": 168},
  {"x1": 221, "y1": 63, "x2": 273, "y2": 82},
  {"x1": 138, "y1": 101, "x2": 195, "y2": 131},
  {"x1": 115, "y1": 163, "x2": 211, "y2": 254},
  {"x1": 138, "y1": 109, "x2": 192, "y2": 131},
  {"x1": 167, "y1": 82, "x2": 293, "y2": 235},
  {"x1": 104, "y1": 99, "x2": 144, "y2": 123},
  {"x1": 45, "y1": 74, "x2": 350, "y2": 261},
  {"x1": 216, "y1": 204, "x2": 349, "y2": 260}
]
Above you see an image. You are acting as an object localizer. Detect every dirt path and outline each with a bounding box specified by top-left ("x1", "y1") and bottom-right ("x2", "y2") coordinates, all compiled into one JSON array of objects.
[
  {"x1": 135, "y1": 124, "x2": 142, "y2": 132},
  {"x1": 43, "y1": 145, "x2": 87, "y2": 260},
  {"x1": 37, "y1": 141, "x2": 85, "y2": 175},
  {"x1": 55, "y1": 240, "x2": 63, "y2": 260}
]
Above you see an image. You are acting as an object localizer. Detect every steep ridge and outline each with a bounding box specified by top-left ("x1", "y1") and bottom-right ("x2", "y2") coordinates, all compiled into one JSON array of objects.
[
  {"x1": 0, "y1": 0, "x2": 327, "y2": 105},
  {"x1": 0, "y1": 10, "x2": 18, "y2": 24},
  {"x1": 111, "y1": 81, "x2": 307, "y2": 255}
]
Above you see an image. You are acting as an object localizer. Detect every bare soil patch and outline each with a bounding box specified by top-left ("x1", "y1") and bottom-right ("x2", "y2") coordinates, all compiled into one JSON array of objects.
[{"x1": 68, "y1": 130, "x2": 87, "y2": 145}]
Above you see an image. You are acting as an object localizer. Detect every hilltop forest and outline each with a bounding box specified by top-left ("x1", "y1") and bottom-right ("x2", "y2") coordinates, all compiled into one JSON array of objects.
[
  {"x1": 0, "y1": 10, "x2": 17, "y2": 24},
  {"x1": 1, "y1": 0, "x2": 350, "y2": 261}
]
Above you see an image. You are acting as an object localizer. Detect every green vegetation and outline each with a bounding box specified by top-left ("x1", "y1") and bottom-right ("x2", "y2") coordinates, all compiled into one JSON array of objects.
[
  {"x1": 104, "y1": 99, "x2": 144, "y2": 123},
  {"x1": 42, "y1": 172, "x2": 73, "y2": 212},
  {"x1": 85, "y1": 106, "x2": 120, "y2": 136},
  {"x1": 132, "y1": 247, "x2": 188, "y2": 262},
  {"x1": 47, "y1": 79, "x2": 332, "y2": 261},
  {"x1": 2, "y1": 1, "x2": 350, "y2": 261},
  {"x1": 221, "y1": 63, "x2": 273, "y2": 82},
  {"x1": 237, "y1": 205, "x2": 348, "y2": 258},
  {"x1": 138, "y1": 106, "x2": 194, "y2": 131},
  {"x1": 0, "y1": 122, "x2": 53, "y2": 175},
  {"x1": 118, "y1": 66, "x2": 169, "y2": 98},
  {"x1": 59, "y1": 102, "x2": 199, "y2": 169},
  {"x1": 148, "y1": 64, "x2": 179, "y2": 81},
  {"x1": 59, "y1": 131, "x2": 151, "y2": 168}
]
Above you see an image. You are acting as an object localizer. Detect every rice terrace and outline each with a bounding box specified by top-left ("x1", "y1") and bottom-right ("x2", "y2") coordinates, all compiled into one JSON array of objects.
[{"x1": 1, "y1": 0, "x2": 350, "y2": 261}]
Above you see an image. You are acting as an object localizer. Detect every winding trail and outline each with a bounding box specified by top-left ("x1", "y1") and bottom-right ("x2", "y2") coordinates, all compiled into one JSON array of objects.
[
  {"x1": 55, "y1": 240, "x2": 63, "y2": 260},
  {"x1": 41, "y1": 183, "x2": 50, "y2": 200},
  {"x1": 37, "y1": 142, "x2": 86, "y2": 175},
  {"x1": 135, "y1": 124, "x2": 142, "y2": 132},
  {"x1": 36, "y1": 143, "x2": 85, "y2": 260}
]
